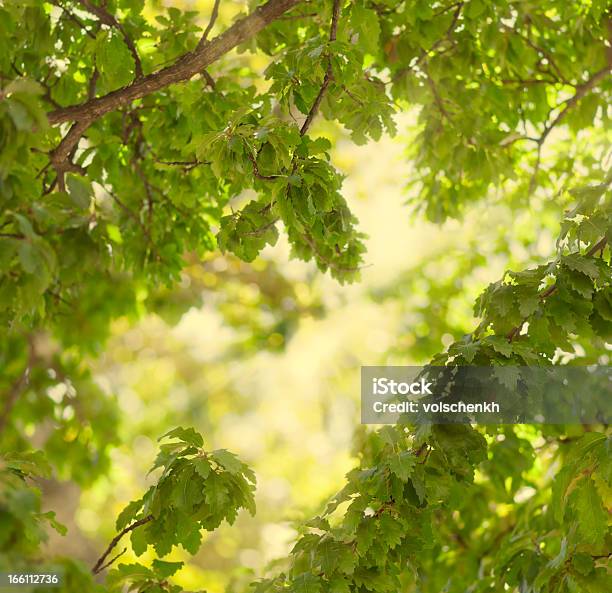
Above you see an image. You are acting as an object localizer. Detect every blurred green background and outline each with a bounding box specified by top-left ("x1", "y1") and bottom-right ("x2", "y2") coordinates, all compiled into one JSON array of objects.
[{"x1": 34, "y1": 2, "x2": 569, "y2": 591}]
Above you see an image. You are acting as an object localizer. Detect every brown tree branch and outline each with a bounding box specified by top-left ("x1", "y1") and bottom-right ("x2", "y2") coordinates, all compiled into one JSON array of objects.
[
  {"x1": 299, "y1": 0, "x2": 341, "y2": 135},
  {"x1": 49, "y1": 120, "x2": 89, "y2": 167},
  {"x1": 48, "y1": 0, "x2": 302, "y2": 127},
  {"x1": 87, "y1": 68, "x2": 99, "y2": 100},
  {"x1": 502, "y1": 24, "x2": 570, "y2": 85},
  {"x1": 48, "y1": 0, "x2": 96, "y2": 39},
  {"x1": 539, "y1": 65, "x2": 611, "y2": 146},
  {"x1": 92, "y1": 515, "x2": 153, "y2": 574},
  {"x1": 95, "y1": 547, "x2": 127, "y2": 574},
  {"x1": 197, "y1": 0, "x2": 222, "y2": 49},
  {"x1": 77, "y1": 0, "x2": 143, "y2": 79},
  {"x1": 45, "y1": 0, "x2": 303, "y2": 178},
  {"x1": 202, "y1": 69, "x2": 216, "y2": 89},
  {"x1": 48, "y1": 120, "x2": 90, "y2": 191},
  {"x1": 529, "y1": 64, "x2": 611, "y2": 192}
]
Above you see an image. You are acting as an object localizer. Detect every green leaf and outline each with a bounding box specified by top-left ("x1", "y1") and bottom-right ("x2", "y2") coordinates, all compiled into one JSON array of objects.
[
  {"x1": 292, "y1": 572, "x2": 321, "y2": 593},
  {"x1": 152, "y1": 559, "x2": 183, "y2": 579},
  {"x1": 388, "y1": 450, "x2": 416, "y2": 481},
  {"x1": 571, "y1": 477, "x2": 607, "y2": 546},
  {"x1": 455, "y1": 340, "x2": 480, "y2": 363},
  {"x1": 329, "y1": 576, "x2": 351, "y2": 593},
  {"x1": 486, "y1": 336, "x2": 513, "y2": 357},
  {"x1": 563, "y1": 254, "x2": 600, "y2": 280},
  {"x1": 494, "y1": 366, "x2": 521, "y2": 390},
  {"x1": 519, "y1": 295, "x2": 540, "y2": 317},
  {"x1": 160, "y1": 426, "x2": 204, "y2": 447},
  {"x1": 193, "y1": 457, "x2": 211, "y2": 479},
  {"x1": 572, "y1": 553, "x2": 595, "y2": 576},
  {"x1": 40, "y1": 511, "x2": 67, "y2": 536},
  {"x1": 66, "y1": 175, "x2": 92, "y2": 209},
  {"x1": 116, "y1": 499, "x2": 144, "y2": 530},
  {"x1": 564, "y1": 269, "x2": 594, "y2": 298},
  {"x1": 130, "y1": 524, "x2": 149, "y2": 556},
  {"x1": 350, "y1": 5, "x2": 381, "y2": 55},
  {"x1": 96, "y1": 30, "x2": 135, "y2": 88},
  {"x1": 5, "y1": 450, "x2": 52, "y2": 479},
  {"x1": 211, "y1": 449, "x2": 243, "y2": 474}
]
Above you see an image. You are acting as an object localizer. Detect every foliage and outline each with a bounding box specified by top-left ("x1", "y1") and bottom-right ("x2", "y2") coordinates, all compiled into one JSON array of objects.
[{"x1": 0, "y1": 0, "x2": 611, "y2": 592}]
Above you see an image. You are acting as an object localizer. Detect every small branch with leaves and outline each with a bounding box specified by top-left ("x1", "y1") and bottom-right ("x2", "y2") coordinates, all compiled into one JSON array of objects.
[
  {"x1": 506, "y1": 236, "x2": 608, "y2": 341},
  {"x1": 44, "y1": 0, "x2": 303, "y2": 185},
  {"x1": 91, "y1": 515, "x2": 153, "y2": 575},
  {"x1": 299, "y1": 0, "x2": 341, "y2": 135}
]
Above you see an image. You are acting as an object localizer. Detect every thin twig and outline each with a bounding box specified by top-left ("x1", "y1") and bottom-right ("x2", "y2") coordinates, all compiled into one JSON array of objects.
[
  {"x1": 342, "y1": 84, "x2": 364, "y2": 105},
  {"x1": 529, "y1": 65, "x2": 611, "y2": 192},
  {"x1": 95, "y1": 547, "x2": 127, "y2": 574},
  {"x1": 197, "y1": 0, "x2": 222, "y2": 49},
  {"x1": 156, "y1": 159, "x2": 208, "y2": 170},
  {"x1": 88, "y1": 69, "x2": 99, "y2": 100},
  {"x1": 92, "y1": 516, "x2": 153, "y2": 574},
  {"x1": 299, "y1": 0, "x2": 340, "y2": 136},
  {"x1": 424, "y1": 64, "x2": 453, "y2": 122},
  {"x1": 78, "y1": 0, "x2": 143, "y2": 79},
  {"x1": 243, "y1": 219, "x2": 279, "y2": 237},
  {"x1": 501, "y1": 24, "x2": 570, "y2": 85},
  {"x1": 202, "y1": 70, "x2": 216, "y2": 89},
  {"x1": 48, "y1": 0, "x2": 96, "y2": 39}
]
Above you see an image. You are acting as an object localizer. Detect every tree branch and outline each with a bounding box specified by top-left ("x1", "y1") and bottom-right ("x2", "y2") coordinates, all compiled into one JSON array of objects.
[
  {"x1": 197, "y1": 0, "x2": 222, "y2": 49},
  {"x1": 299, "y1": 0, "x2": 341, "y2": 135},
  {"x1": 502, "y1": 24, "x2": 570, "y2": 85},
  {"x1": 77, "y1": 0, "x2": 143, "y2": 79},
  {"x1": 92, "y1": 515, "x2": 153, "y2": 574},
  {"x1": 48, "y1": 120, "x2": 90, "y2": 191},
  {"x1": 539, "y1": 65, "x2": 611, "y2": 146},
  {"x1": 424, "y1": 63, "x2": 453, "y2": 123},
  {"x1": 48, "y1": 0, "x2": 302, "y2": 127},
  {"x1": 45, "y1": 0, "x2": 303, "y2": 179},
  {"x1": 95, "y1": 547, "x2": 127, "y2": 574},
  {"x1": 48, "y1": 0, "x2": 96, "y2": 39},
  {"x1": 529, "y1": 64, "x2": 611, "y2": 191}
]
